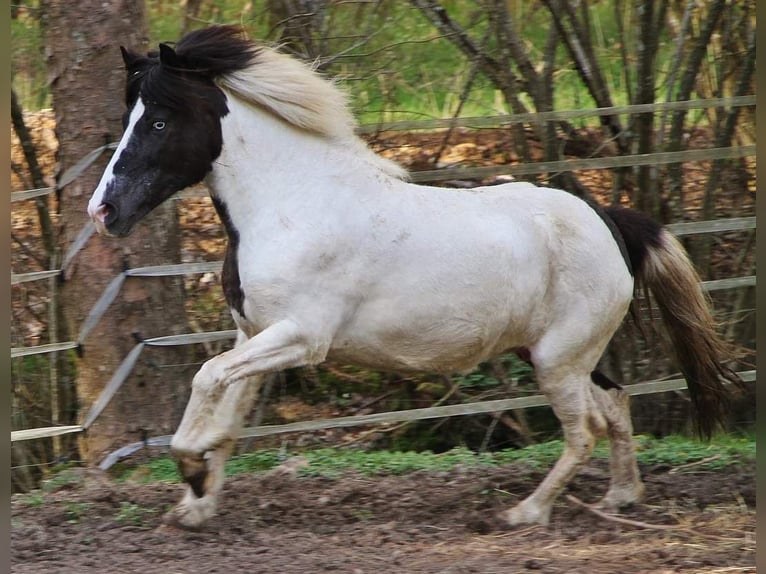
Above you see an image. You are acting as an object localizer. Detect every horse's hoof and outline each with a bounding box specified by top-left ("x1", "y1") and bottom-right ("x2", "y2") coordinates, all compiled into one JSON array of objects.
[
  {"x1": 162, "y1": 499, "x2": 215, "y2": 531},
  {"x1": 597, "y1": 482, "x2": 645, "y2": 511},
  {"x1": 162, "y1": 508, "x2": 201, "y2": 531},
  {"x1": 497, "y1": 502, "x2": 551, "y2": 527}
]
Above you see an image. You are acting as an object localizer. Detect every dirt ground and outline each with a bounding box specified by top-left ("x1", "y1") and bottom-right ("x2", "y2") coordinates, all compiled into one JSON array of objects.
[{"x1": 11, "y1": 457, "x2": 755, "y2": 574}]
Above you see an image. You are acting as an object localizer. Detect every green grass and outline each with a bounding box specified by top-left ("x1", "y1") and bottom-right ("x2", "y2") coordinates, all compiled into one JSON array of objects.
[
  {"x1": 115, "y1": 502, "x2": 157, "y2": 527},
  {"x1": 115, "y1": 433, "x2": 754, "y2": 485}
]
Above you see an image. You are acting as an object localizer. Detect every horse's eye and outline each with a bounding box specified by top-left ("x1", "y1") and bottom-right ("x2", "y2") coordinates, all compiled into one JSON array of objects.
[{"x1": 152, "y1": 121, "x2": 166, "y2": 131}]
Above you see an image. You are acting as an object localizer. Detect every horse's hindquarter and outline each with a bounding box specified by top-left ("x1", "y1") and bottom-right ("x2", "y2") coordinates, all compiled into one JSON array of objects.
[{"x1": 329, "y1": 182, "x2": 632, "y2": 373}]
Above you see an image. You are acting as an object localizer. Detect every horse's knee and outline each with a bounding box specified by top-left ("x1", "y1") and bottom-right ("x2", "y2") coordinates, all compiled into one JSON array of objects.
[{"x1": 191, "y1": 356, "x2": 232, "y2": 398}]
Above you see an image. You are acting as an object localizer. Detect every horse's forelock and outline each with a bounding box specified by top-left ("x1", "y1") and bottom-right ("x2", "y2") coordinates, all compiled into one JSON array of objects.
[
  {"x1": 124, "y1": 25, "x2": 257, "y2": 112},
  {"x1": 172, "y1": 25, "x2": 258, "y2": 76}
]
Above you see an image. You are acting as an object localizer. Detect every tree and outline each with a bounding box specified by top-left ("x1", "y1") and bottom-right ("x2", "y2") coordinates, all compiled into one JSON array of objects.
[{"x1": 39, "y1": 0, "x2": 195, "y2": 464}]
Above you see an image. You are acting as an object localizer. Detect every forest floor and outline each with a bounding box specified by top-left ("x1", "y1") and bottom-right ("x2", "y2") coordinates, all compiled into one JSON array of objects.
[{"x1": 11, "y1": 456, "x2": 755, "y2": 573}]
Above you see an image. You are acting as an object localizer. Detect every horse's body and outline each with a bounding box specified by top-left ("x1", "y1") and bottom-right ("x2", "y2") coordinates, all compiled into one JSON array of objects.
[
  {"x1": 214, "y1": 97, "x2": 631, "y2": 374},
  {"x1": 87, "y1": 26, "x2": 740, "y2": 530}
]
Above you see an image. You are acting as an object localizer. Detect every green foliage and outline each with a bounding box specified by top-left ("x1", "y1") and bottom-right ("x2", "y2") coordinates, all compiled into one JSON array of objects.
[
  {"x1": 225, "y1": 450, "x2": 283, "y2": 476},
  {"x1": 12, "y1": 1, "x2": 673, "y2": 120},
  {"x1": 632, "y1": 434, "x2": 756, "y2": 469},
  {"x1": 115, "y1": 502, "x2": 156, "y2": 527},
  {"x1": 113, "y1": 433, "x2": 754, "y2": 484},
  {"x1": 20, "y1": 491, "x2": 44, "y2": 508},
  {"x1": 40, "y1": 466, "x2": 83, "y2": 492},
  {"x1": 118, "y1": 457, "x2": 180, "y2": 484},
  {"x1": 64, "y1": 502, "x2": 91, "y2": 524},
  {"x1": 11, "y1": 2, "x2": 49, "y2": 109},
  {"x1": 453, "y1": 353, "x2": 534, "y2": 391}
]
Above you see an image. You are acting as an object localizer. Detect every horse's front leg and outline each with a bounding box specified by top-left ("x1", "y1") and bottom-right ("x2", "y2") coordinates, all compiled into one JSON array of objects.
[
  {"x1": 163, "y1": 374, "x2": 261, "y2": 529},
  {"x1": 166, "y1": 320, "x2": 327, "y2": 529}
]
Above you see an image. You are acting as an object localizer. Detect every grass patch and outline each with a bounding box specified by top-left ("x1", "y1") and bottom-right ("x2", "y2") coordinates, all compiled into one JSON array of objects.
[
  {"x1": 115, "y1": 502, "x2": 157, "y2": 527},
  {"x1": 115, "y1": 433, "x2": 754, "y2": 484},
  {"x1": 632, "y1": 434, "x2": 756, "y2": 469}
]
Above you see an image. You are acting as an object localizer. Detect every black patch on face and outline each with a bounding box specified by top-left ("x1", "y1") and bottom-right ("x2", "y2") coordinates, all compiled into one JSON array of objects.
[
  {"x1": 211, "y1": 196, "x2": 246, "y2": 319},
  {"x1": 101, "y1": 92, "x2": 226, "y2": 236}
]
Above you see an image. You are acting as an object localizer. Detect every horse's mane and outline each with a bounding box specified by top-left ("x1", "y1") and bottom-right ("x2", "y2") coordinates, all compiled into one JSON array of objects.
[{"x1": 143, "y1": 25, "x2": 407, "y2": 180}]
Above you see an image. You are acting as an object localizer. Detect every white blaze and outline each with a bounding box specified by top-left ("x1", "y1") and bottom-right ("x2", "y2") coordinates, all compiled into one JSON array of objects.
[{"x1": 87, "y1": 97, "x2": 147, "y2": 221}]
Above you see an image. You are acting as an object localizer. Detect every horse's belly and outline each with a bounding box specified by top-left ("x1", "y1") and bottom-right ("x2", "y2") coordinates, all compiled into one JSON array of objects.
[{"x1": 328, "y1": 308, "x2": 536, "y2": 374}]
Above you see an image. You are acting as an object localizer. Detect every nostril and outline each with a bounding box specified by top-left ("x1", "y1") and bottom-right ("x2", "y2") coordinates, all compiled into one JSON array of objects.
[
  {"x1": 92, "y1": 203, "x2": 117, "y2": 225},
  {"x1": 93, "y1": 204, "x2": 109, "y2": 223}
]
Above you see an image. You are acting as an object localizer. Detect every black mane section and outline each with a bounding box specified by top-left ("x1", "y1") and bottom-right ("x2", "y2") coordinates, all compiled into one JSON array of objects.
[
  {"x1": 122, "y1": 25, "x2": 258, "y2": 113},
  {"x1": 171, "y1": 25, "x2": 259, "y2": 75}
]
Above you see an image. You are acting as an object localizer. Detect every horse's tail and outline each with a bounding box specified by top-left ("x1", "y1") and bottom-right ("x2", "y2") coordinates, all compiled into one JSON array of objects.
[{"x1": 603, "y1": 205, "x2": 743, "y2": 439}]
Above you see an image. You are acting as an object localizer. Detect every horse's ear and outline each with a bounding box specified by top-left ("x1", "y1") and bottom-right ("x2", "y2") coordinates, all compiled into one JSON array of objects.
[
  {"x1": 159, "y1": 43, "x2": 181, "y2": 68},
  {"x1": 120, "y1": 46, "x2": 142, "y2": 70}
]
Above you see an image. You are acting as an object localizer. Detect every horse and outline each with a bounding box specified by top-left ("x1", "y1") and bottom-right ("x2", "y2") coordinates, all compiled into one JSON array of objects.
[{"x1": 87, "y1": 25, "x2": 741, "y2": 530}]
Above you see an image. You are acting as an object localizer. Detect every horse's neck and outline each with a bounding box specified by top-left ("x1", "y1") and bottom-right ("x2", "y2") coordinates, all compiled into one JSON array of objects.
[{"x1": 207, "y1": 94, "x2": 392, "y2": 206}]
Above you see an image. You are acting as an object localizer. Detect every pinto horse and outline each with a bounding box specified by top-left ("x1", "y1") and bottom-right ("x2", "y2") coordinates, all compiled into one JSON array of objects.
[{"x1": 87, "y1": 25, "x2": 741, "y2": 529}]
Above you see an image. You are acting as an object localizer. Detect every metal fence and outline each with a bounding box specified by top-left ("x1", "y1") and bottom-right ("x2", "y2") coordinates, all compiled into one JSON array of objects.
[{"x1": 10, "y1": 96, "x2": 756, "y2": 469}]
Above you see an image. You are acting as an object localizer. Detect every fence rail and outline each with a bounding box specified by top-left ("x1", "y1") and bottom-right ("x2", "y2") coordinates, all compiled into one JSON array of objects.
[
  {"x1": 11, "y1": 97, "x2": 757, "y2": 469},
  {"x1": 357, "y1": 95, "x2": 755, "y2": 132}
]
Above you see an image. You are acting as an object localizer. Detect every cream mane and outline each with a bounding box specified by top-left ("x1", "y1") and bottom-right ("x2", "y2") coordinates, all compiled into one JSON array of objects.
[{"x1": 216, "y1": 47, "x2": 408, "y2": 180}]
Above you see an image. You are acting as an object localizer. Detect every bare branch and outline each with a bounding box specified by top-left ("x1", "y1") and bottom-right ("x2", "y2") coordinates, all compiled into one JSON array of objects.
[{"x1": 11, "y1": 88, "x2": 57, "y2": 264}]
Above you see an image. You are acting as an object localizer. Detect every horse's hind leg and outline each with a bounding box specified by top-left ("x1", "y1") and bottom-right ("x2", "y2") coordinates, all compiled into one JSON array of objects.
[
  {"x1": 498, "y1": 364, "x2": 607, "y2": 526},
  {"x1": 589, "y1": 380, "x2": 644, "y2": 509}
]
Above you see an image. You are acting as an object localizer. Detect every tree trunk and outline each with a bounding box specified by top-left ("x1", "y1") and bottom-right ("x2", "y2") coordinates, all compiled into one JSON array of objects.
[
  {"x1": 632, "y1": 0, "x2": 668, "y2": 218},
  {"x1": 40, "y1": 0, "x2": 194, "y2": 465},
  {"x1": 664, "y1": 0, "x2": 726, "y2": 220}
]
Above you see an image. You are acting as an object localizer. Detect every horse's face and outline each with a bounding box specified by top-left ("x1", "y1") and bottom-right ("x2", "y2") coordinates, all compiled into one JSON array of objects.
[{"x1": 88, "y1": 45, "x2": 227, "y2": 237}]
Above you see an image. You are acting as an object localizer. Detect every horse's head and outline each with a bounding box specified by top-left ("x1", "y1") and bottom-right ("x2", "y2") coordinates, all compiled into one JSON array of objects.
[{"x1": 87, "y1": 26, "x2": 255, "y2": 236}]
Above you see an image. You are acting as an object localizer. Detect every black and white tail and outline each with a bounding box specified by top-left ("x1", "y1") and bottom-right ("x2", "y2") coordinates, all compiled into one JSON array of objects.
[{"x1": 605, "y1": 206, "x2": 744, "y2": 439}]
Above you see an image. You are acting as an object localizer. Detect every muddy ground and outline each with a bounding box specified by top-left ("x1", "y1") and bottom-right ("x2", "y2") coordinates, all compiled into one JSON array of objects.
[{"x1": 11, "y1": 457, "x2": 755, "y2": 574}]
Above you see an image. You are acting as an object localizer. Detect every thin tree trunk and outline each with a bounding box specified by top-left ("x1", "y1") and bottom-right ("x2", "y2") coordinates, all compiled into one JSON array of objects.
[
  {"x1": 180, "y1": 0, "x2": 205, "y2": 36},
  {"x1": 408, "y1": 0, "x2": 532, "y2": 166},
  {"x1": 11, "y1": 88, "x2": 69, "y2": 459},
  {"x1": 632, "y1": 0, "x2": 668, "y2": 218},
  {"x1": 541, "y1": 0, "x2": 628, "y2": 155},
  {"x1": 664, "y1": 0, "x2": 726, "y2": 220},
  {"x1": 11, "y1": 89, "x2": 56, "y2": 262},
  {"x1": 693, "y1": 27, "x2": 755, "y2": 272}
]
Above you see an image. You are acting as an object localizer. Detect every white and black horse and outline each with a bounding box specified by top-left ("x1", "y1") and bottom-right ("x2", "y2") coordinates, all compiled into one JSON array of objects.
[{"x1": 88, "y1": 25, "x2": 741, "y2": 529}]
